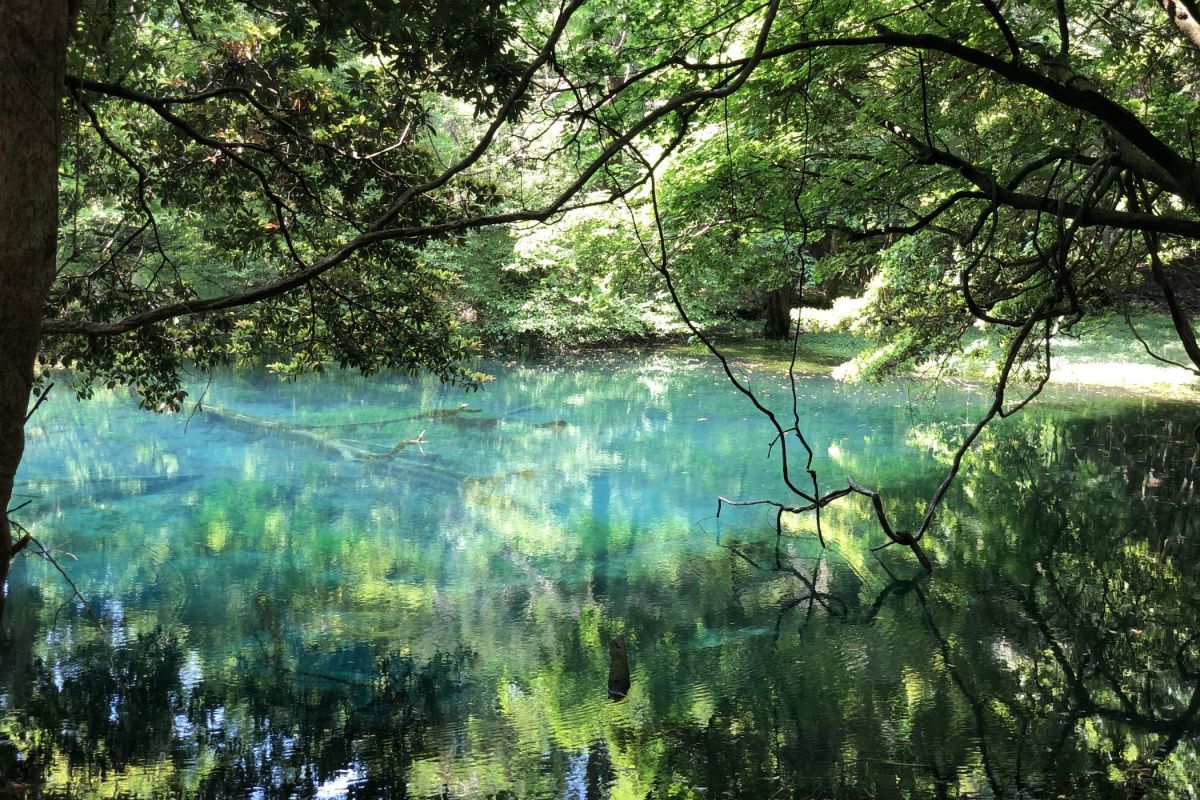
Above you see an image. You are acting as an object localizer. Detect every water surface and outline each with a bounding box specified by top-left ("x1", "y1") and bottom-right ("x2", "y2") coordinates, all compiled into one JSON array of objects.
[{"x1": 2, "y1": 351, "x2": 1198, "y2": 798}]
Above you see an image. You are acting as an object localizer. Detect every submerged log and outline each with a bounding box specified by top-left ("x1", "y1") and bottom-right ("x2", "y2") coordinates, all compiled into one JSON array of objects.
[
  {"x1": 463, "y1": 468, "x2": 537, "y2": 487},
  {"x1": 302, "y1": 403, "x2": 483, "y2": 431},
  {"x1": 301, "y1": 404, "x2": 555, "y2": 433},
  {"x1": 204, "y1": 407, "x2": 425, "y2": 462}
]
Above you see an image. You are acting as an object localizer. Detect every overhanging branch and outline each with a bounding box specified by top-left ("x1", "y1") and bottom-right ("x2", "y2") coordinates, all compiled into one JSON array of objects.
[{"x1": 43, "y1": 0, "x2": 783, "y2": 337}]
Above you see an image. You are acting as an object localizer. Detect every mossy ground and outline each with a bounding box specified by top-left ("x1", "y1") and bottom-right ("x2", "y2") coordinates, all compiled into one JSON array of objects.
[{"x1": 688, "y1": 308, "x2": 1199, "y2": 399}]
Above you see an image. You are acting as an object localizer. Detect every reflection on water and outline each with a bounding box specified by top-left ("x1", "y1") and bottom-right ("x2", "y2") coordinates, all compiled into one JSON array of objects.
[{"x1": 2, "y1": 352, "x2": 1198, "y2": 798}]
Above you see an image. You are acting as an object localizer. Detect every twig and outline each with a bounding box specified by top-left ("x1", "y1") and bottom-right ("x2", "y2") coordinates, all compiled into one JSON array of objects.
[
  {"x1": 14, "y1": 523, "x2": 104, "y2": 632},
  {"x1": 184, "y1": 369, "x2": 215, "y2": 433},
  {"x1": 24, "y1": 381, "x2": 54, "y2": 423},
  {"x1": 625, "y1": 141, "x2": 934, "y2": 570}
]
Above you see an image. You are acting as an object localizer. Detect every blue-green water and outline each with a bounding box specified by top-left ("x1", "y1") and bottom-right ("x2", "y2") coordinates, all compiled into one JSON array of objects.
[{"x1": 2, "y1": 351, "x2": 1198, "y2": 798}]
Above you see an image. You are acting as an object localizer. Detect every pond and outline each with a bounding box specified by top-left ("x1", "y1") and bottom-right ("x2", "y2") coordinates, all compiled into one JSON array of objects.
[{"x1": 2, "y1": 350, "x2": 1198, "y2": 798}]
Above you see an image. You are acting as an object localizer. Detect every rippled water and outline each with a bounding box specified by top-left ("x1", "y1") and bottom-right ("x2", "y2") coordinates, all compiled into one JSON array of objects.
[{"x1": 2, "y1": 350, "x2": 1198, "y2": 798}]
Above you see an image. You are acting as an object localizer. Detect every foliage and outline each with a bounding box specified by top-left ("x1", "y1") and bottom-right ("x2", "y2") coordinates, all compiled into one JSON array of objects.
[
  {"x1": 49, "y1": 0, "x2": 524, "y2": 407},
  {"x1": 45, "y1": 0, "x2": 1200, "y2": 400},
  {"x1": 427, "y1": 212, "x2": 690, "y2": 350}
]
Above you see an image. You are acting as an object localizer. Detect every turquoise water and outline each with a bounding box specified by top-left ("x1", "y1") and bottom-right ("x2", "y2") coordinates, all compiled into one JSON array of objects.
[{"x1": 2, "y1": 351, "x2": 1198, "y2": 798}]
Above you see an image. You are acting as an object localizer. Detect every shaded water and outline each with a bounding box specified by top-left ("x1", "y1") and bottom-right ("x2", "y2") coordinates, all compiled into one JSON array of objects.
[{"x1": 2, "y1": 351, "x2": 1199, "y2": 798}]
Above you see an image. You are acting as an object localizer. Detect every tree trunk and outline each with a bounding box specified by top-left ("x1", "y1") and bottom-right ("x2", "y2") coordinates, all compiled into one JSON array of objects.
[
  {"x1": 763, "y1": 283, "x2": 794, "y2": 339},
  {"x1": 0, "y1": 1, "x2": 71, "y2": 621}
]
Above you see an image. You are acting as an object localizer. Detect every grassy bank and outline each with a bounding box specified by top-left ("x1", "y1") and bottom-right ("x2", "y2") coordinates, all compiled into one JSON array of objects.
[{"x1": 686, "y1": 306, "x2": 1200, "y2": 398}]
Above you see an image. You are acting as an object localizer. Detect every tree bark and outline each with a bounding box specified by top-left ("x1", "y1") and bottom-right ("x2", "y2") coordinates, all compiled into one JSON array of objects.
[
  {"x1": 1161, "y1": 0, "x2": 1200, "y2": 50},
  {"x1": 0, "y1": 1, "x2": 72, "y2": 621},
  {"x1": 763, "y1": 283, "x2": 794, "y2": 339}
]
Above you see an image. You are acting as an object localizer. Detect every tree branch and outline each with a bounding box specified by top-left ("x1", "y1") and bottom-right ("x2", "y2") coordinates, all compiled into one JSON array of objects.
[{"x1": 43, "y1": 0, "x2": 787, "y2": 337}]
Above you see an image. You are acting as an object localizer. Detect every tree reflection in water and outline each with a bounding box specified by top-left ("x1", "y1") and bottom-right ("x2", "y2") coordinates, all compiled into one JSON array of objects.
[
  {"x1": 703, "y1": 409, "x2": 1200, "y2": 798},
  {"x1": 1, "y1": 371, "x2": 1199, "y2": 798}
]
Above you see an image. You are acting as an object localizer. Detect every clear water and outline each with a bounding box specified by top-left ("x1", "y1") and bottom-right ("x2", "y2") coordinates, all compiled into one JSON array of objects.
[{"x1": 2, "y1": 350, "x2": 1198, "y2": 798}]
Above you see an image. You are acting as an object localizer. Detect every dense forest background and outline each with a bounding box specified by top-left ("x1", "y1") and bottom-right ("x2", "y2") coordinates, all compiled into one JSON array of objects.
[{"x1": 26, "y1": 0, "x2": 1200, "y2": 396}]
